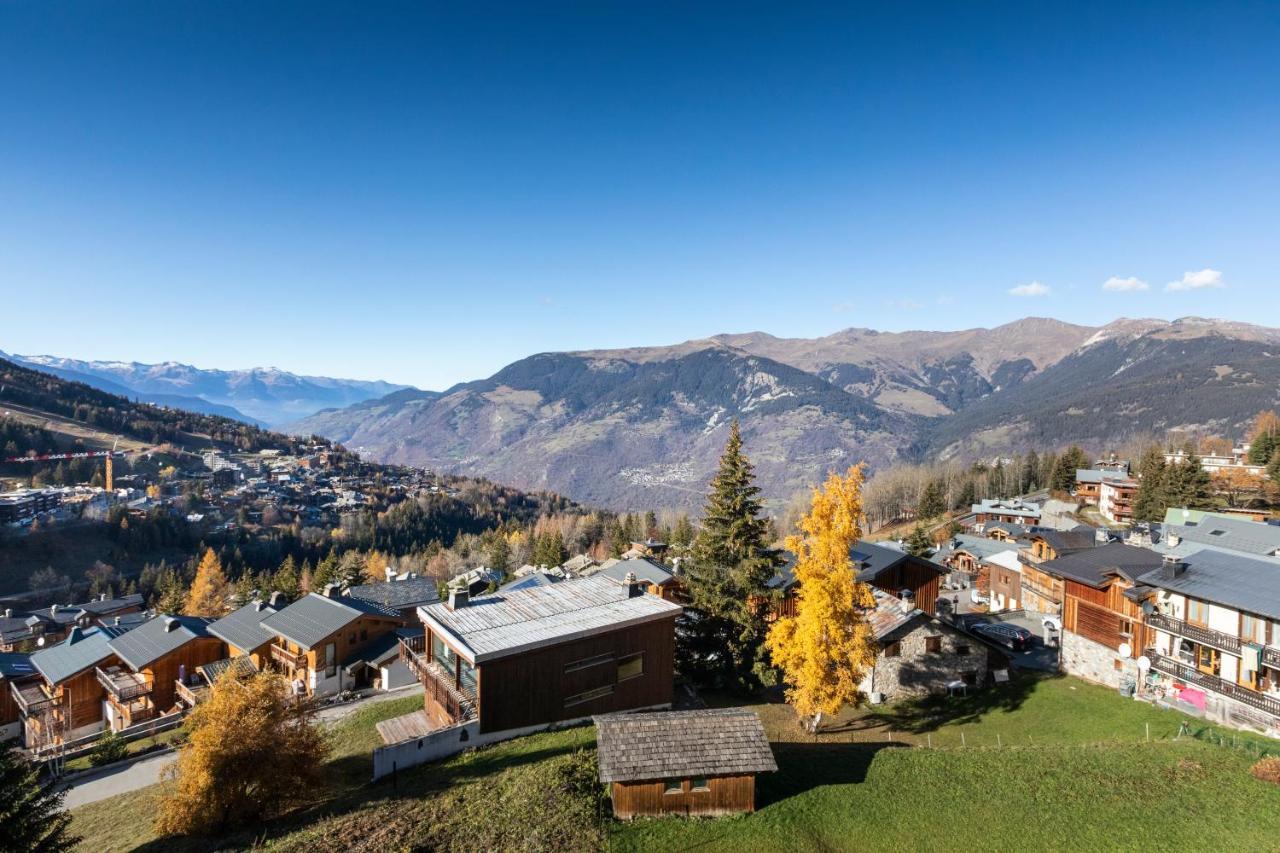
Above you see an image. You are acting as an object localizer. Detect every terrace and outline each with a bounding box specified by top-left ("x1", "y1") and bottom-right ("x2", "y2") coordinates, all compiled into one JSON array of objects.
[
  {"x1": 399, "y1": 634, "x2": 476, "y2": 723},
  {"x1": 10, "y1": 679, "x2": 56, "y2": 715},
  {"x1": 1146, "y1": 648, "x2": 1280, "y2": 720}
]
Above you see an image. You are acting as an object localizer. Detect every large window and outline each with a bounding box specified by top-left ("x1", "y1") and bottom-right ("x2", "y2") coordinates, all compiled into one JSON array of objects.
[
  {"x1": 431, "y1": 634, "x2": 454, "y2": 671},
  {"x1": 564, "y1": 684, "x2": 614, "y2": 708},
  {"x1": 617, "y1": 652, "x2": 644, "y2": 682},
  {"x1": 1242, "y1": 613, "x2": 1267, "y2": 645},
  {"x1": 564, "y1": 653, "x2": 614, "y2": 674},
  {"x1": 1187, "y1": 599, "x2": 1208, "y2": 626}
]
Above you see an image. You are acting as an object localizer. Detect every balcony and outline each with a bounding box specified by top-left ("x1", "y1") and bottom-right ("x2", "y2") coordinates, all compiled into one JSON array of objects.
[
  {"x1": 270, "y1": 643, "x2": 308, "y2": 671},
  {"x1": 11, "y1": 680, "x2": 56, "y2": 716},
  {"x1": 175, "y1": 678, "x2": 210, "y2": 707},
  {"x1": 1145, "y1": 612, "x2": 1242, "y2": 655},
  {"x1": 96, "y1": 666, "x2": 154, "y2": 702},
  {"x1": 400, "y1": 636, "x2": 476, "y2": 723},
  {"x1": 1146, "y1": 649, "x2": 1280, "y2": 719}
]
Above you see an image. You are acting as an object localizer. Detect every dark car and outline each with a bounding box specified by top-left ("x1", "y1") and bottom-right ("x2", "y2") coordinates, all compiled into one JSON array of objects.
[{"x1": 971, "y1": 622, "x2": 1033, "y2": 652}]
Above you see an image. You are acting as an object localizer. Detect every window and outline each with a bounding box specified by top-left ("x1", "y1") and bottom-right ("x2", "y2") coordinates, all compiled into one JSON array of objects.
[
  {"x1": 564, "y1": 653, "x2": 614, "y2": 674},
  {"x1": 1242, "y1": 613, "x2": 1267, "y2": 645},
  {"x1": 883, "y1": 642, "x2": 901, "y2": 658},
  {"x1": 955, "y1": 644, "x2": 971, "y2": 656},
  {"x1": 664, "y1": 779, "x2": 682, "y2": 795},
  {"x1": 324, "y1": 642, "x2": 337, "y2": 678},
  {"x1": 1113, "y1": 659, "x2": 1124, "y2": 672},
  {"x1": 617, "y1": 652, "x2": 644, "y2": 682},
  {"x1": 360, "y1": 628, "x2": 368, "y2": 641},
  {"x1": 961, "y1": 670, "x2": 978, "y2": 686},
  {"x1": 1187, "y1": 599, "x2": 1208, "y2": 626},
  {"x1": 692, "y1": 777, "x2": 710, "y2": 792},
  {"x1": 925, "y1": 636, "x2": 942, "y2": 654},
  {"x1": 1118, "y1": 619, "x2": 1133, "y2": 638},
  {"x1": 564, "y1": 684, "x2": 614, "y2": 708}
]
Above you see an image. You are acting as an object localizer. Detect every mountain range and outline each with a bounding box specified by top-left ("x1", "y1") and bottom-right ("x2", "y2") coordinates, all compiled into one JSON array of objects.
[
  {"x1": 287, "y1": 316, "x2": 1280, "y2": 510},
  {"x1": 0, "y1": 353, "x2": 410, "y2": 427}
]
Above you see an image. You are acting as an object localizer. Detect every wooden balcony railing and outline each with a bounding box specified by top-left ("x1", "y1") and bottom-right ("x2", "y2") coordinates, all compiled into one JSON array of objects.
[
  {"x1": 1145, "y1": 612, "x2": 1242, "y2": 655},
  {"x1": 1146, "y1": 649, "x2": 1280, "y2": 719},
  {"x1": 400, "y1": 637, "x2": 476, "y2": 723},
  {"x1": 11, "y1": 680, "x2": 56, "y2": 715},
  {"x1": 95, "y1": 667, "x2": 154, "y2": 702},
  {"x1": 175, "y1": 679, "x2": 210, "y2": 707},
  {"x1": 270, "y1": 643, "x2": 308, "y2": 671}
]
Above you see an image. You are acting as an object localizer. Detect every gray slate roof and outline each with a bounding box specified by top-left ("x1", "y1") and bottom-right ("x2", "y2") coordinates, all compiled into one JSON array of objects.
[
  {"x1": 1168, "y1": 515, "x2": 1280, "y2": 557},
  {"x1": 109, "y1": 615, "x2": 213, "y2": 670},
  {"x1": 31, "y1": 625, "x2": 129, "y2": 685},
  {"x1": 260, "y1": 592, "x2": 399, "y2": 650},
  {"x1": 597, "y1": 557, "x2": 674, "y2": 587},
  {"x1": 346, "y1": 577, "x2": 440, "y2": 610},
  {"x1": 594, "y1": 709, "x2": 777, "y2": 784},
  {"x1": 420, "y1": 575, "x2": 681, "y2": 665},
  {"x1": 1039, "y1": 542, "x2": 1164, "y2": 588},
  {"x1": 208, "y1": 600, "x2": 280, "y2": 653},
  {"x1": 1139, "y1": 549, "x2": 1280, "y2": 620}
]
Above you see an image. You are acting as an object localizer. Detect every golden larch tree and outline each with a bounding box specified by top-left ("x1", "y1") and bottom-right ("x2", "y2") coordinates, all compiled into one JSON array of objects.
[
  {"x1": 364, "y1": 550, "x2": 390, "y2": 584},
  {"x1": 156, "y1": 671, "x2": 327, "y2": 836},
  {"x1": 766, "y1": 466, "x2": 879, "y2": 732},
  {"x1": 183, "y1": 549, "x2": 231, "y2": 617}
]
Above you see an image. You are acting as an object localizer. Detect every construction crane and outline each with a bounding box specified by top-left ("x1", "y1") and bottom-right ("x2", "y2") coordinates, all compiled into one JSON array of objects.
[{"x1": 2, "y1": 445, "x2": 123, "y2": 490}]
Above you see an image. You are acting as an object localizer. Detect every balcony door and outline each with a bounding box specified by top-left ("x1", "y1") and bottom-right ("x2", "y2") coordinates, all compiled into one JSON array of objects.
[{"x1": 1197, "y1": 645, "x2": 1220, "y2": 677}]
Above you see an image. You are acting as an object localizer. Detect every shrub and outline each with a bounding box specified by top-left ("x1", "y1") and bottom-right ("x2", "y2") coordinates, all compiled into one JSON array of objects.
[
  {"x1": 88, "y1": 729, "x2": 129, "y2": 767},
  {"x1": 1250, "y1": 756, "x2": 1280, "y2": 785}
]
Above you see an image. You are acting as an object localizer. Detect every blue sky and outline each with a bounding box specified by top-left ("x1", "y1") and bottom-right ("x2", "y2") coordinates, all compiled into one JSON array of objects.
[{"x1": 2, "y1": 2, "x2": 1277, "y2": 389}]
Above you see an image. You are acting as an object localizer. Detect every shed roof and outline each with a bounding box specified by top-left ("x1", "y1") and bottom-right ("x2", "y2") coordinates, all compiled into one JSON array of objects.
[
  {"x1": 0, "y1": 652, "x2": 35, "y2": 680},
  {"x1": 31, "y1": 625, "x2": 129, "y2": 685},
  {"x1": 420, "y1": 575, "x2": 681, "y2": 665},
  {"x1": 594, "y1": 708, "x2": 777, "y2": 784},
  {"x1": 108, "y1": 615, "x2": 213, "y2": 670},
  {"x1": 208, "y1": 600, "x2": 280, "y2": 653},
  {"x1": 260, "y1": 592, "x2": 399, "y2": 650}
]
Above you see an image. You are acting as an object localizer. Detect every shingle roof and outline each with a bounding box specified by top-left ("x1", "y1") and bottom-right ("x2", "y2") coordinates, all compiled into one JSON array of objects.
[
  {"x1": 597, "y1": 558, "x2": 674, "y2": 587},
  {"x1": 594, "y1": 709, "x2": 777, "y2": 784},
  {"x1": 31, "y1": 625, "x2": 129, "y2": 685},
  {"x1": 260, "y1": 592, "x2": 399, "y2": 650},
  {"x1": 420, "y1": 575, "x2": 681, "y2": 664},
  {"x1": 108, "y1": 615, "x2": 213, "y2": 670},
  {"x1": 1138, "y1": 549, "x2": 1280, "y2": 620},
  {"x1": 208, "y1": 600, "x2": 280, "y2": 653},
  {"x1": 346, "y1": 577, "x2": 440, "y2": 610},
  {"x1": 1039, "y1": 542, "x2": 1164, "y2": 588}
]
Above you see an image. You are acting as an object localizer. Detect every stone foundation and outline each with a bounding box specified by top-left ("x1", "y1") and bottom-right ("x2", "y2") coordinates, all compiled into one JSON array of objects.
[{"x1": 1061, "y1": 630, "x2": 1135, "y2": 689}]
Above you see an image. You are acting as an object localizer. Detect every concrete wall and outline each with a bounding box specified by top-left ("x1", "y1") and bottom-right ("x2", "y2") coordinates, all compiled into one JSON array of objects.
[
  {"x1": 379, "y1": 659, "x2": 416, "y2": 691},
  {"x1": 1062, "y1": 629, "x2": 1136, "y2": 689},
  {"x1": 0, "y1": 719, "x2": 19, "y2": 742}
]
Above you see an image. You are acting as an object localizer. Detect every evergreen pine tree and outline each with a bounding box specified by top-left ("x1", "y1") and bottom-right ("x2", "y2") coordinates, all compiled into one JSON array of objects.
[
  {"x1": 954, "y1": 479, "x2": 977, "y2": 511},
  {"x1": 916, "y1": 480, "x2": 945, "y2": 519},
  {"x1": 1050, "y1": 446, "x2": 1089, "y2": 493},
  {"x1": 1132, "y1": 445, "x2": 1169, "y2": 523},
  {"x1": 670, "y1": 514, "x2": 695, "y2": 548},
  {"x1": 272, "y1": 555, "x2": 300, "y2": 600},
  {"x1": 0, "y1": 744, "x2": 79, "y2": 852},
  {"x1": 904, "y1": 524, "x2": 933, "y2": 557},
  {"x1": 1164, "y1": 451, "x2": 1212, "y2": 509},
  {"x1": 1023, "y1": 450, "x2": 1041, "y2": 492},
  {"x1": 681, "y1": 420, "x2": 784, "y2": 692}
]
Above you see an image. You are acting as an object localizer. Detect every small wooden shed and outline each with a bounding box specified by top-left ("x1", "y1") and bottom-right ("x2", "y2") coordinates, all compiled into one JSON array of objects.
[{"x1": 594, "y1": 708, "x2": 777, "y2": 819}]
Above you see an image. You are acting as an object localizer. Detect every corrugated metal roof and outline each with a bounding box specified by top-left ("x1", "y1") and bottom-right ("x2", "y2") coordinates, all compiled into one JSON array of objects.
[
  {"x1": 594, "y1": 709, "x2": 777, "y2": 783},
  {"x1": 260, "y1": 592, "x2": 399, "y2": 650},
  {"x1": 108, "y1": 615, "x2": 213, "y2": 670},
  {"x1": 31, "y1": 625, "x2": 129, "y2": 685},
  {"x1": 420, "y1": 575, "x2": 681, "y2": 664},
  {"x1": 208, "y1": 600, "x2": 280, "y2": 653},
  {"x1": 1139, "y1": 549, "x2": 1280, "y2": 620},
  {"x1": 346, "y1": 577, "x2": 440, "y2": 610}
]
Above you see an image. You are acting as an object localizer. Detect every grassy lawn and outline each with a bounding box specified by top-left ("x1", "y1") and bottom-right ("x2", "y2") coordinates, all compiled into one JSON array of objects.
[
  {"x1": 69, "y1": 675, "x2": 1280, "y2": 852},
  {"x1": 62, "y1": 727, "x2": 187, "y2": 773}
]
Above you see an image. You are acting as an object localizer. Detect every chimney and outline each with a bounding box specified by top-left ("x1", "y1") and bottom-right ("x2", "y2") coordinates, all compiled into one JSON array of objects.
[
  {"x1": 323, "y1": 584, "x2": 341, "y2": 599},
  {"x1": 49, "y1": 604, "x2": 58, "y2": 615},
  {"x1": 113, "y1": 616, "x2": 121, "y2": 625},
  {"x1": 164, "y1": 616, "x2": 180, "y2": 632},
  {"x1": 100, "y1": 592, "x2": 108, "y2": 602},
  {"x1": 268, "y1": 591, "x2": 285, "y2": 609},
  {"x1": 385, "y1": 566, "x2": 396, "y2": 582},
  {"x1": 447, "y1": 587, "x2": 469, "y2": 610},
  {"x1": 624, "y1": 571, "x2": 643, "y2": 598},
  {"x1": 1161, "y1": 554, "x2": 1186, "y2": 579},
  {"x1": 1095, "y1": 528, "x2": 1110, "y2": 544},
  {"x1": 1168, "y1": 532, "x2": 1181, "y2": 548},
  {"x1": 3, "y1": 608, "x2": 10, "y2": 618}
]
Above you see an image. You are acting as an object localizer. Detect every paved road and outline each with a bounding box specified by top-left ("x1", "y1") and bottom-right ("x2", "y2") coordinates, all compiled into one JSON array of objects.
[{"x1": 60, "y1": 684, "x2": 424, "y2": 809}]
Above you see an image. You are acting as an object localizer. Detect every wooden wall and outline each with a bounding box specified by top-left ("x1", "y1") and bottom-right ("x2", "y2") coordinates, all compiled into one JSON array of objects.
[
  {"x1": 0, "y1": 677, "x2": 19, "y2": 727},
  {"x1": 57, "y1": 656, "x2": 120, "y2": 730},
  {"x1": 147, "y1": 637, "x2": 227, "y2": 713},
  {"x1": 867, "y1": 556, "x2": 943, "y2": 615},
  {"x1": 610, "y1": 774, "x2": 756, "y2": 819},
  {"x1": 475, "y1": 615, "x2": 677, "y2": 734},
  {"x1": 1062, "y1": 579, "x2": 1141, "y2": 656},
  {"x1": 282, "y1": 612, "x2": 404, "y2": 684}
]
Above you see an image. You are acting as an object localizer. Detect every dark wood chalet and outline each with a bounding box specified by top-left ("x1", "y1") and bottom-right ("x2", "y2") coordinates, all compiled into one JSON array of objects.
[
  {"x1": 770, "y1": 540, "x2": 946, "y2": 620},
  {"x1": 102, "y1": 615, "x2": 226, "y2": 728},
  {"x1": 404, "y1": 574, "x2": 682, "y2": 735},
  {"x1": 19, "y1": 625, "x2": 129, "y2": 748},
  {"x1": 595, "y1": 708, "x2": 777, "y2": 819}
]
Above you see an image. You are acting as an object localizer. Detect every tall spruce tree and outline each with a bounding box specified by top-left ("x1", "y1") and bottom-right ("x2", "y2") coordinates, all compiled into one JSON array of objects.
[
  {"x1": 0, "y1": 744, "x2": 79, "y2": 852},
  {"x1": 1164, "y1": 451, "x2": 1212, "y2": 509},
  {"x1": 1050, "y1": 446, "x2": 1089, "y2": 493},
  {"x1": 680, "y1": 421, "x2": 784, "y2": 692},
  {"x1": 916, "y1": 480, "x2": 945, "y2": 519},
  {"x1": 1132, "y1": 445, "x2": 1169, "y2": 523}
]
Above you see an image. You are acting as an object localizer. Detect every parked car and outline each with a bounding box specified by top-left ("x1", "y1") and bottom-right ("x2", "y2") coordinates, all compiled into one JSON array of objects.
[{"x1": 971, "y1": 622, "x2": 1033, "y2": 652}]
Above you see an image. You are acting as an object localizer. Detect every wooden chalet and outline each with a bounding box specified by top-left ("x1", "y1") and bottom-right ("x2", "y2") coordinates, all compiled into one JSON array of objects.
[
  {"x1": 0, "y1": 593, "x2": 144, "y2": 653},
  {"x1": 0, "y1": 652, "x2": 35, "y2": 742},
  {"x1": 18, "y1": 624, "x2": 129, "y2": 748},
  {"x1": 1040, "y1": 543, "x2": 1164, "y2": 688},
  {"x1": 595, "y1": 708, "x2": 777, "y2": 819},
  {"x1": 259, "y1": 585, "x2": 405, "y2": 697},
  {"x1": 770, "y1": 539, "x2": 946, "y2": 619},
  {"x1": 971, "y1": 498, "x2": 1041, "y2": 526},
  {"x1": 597, "y1": 557, "x2": 682, "y2": 601},
  {"x1": 207, "y1": 596, "x2": 284, "y2": 670},
  {"x1": 403, "y1": 574, "x2": 682, "y2": 735},
  {"x1": 1017, "y1": 528, "x2": 1099, "y2": 615},
  {"x1": 102, "y1": 614, "x2": 225, "y2": 728}
]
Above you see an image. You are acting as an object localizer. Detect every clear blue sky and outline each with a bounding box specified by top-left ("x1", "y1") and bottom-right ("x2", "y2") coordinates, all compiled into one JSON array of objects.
[{"x1": 2, "y1": 2, "x2": 1277, "y2": 389}]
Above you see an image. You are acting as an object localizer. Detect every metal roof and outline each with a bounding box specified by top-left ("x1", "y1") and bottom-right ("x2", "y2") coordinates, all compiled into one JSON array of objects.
[
  {"x1": 596, "y1": 557, "x2": 674, "y2": 587},
  {"x1": 31, "y1": 624, "x2": 129, "y2": 685},
  {"x1": 208, "y1": 600, "x2": 280, "y2": 654},
  {"x1": 1139, "y1": 549, "x2": 1280, "y2": 621},
  {"x1": 420, "y1": 575, "x2": 681, "y2": 665},
  {"x1": 1166, "y1": 514, "x2": 1280, "y2": 557},
  {"x1": 594, "y1": 708, "x2": 777, "y2": 784},
  {"x1": 1039, "y1": 542, "x2": 1165, "y2": 588},
  {"x1": 0, "y1": 651, "x2": 35, "y2": 680},
  {"x1": 346, "y1": 577, "x2": 440, "y2": 610},
  {"x1": 499, "y1": 572, "x2": 562, "y2": 592},
  {"x1": 108, "y1": 615, "x2": 213, "y2": 670},
  {"x1": 260, "y1": 592, "x2": 399, "y2": 650}
]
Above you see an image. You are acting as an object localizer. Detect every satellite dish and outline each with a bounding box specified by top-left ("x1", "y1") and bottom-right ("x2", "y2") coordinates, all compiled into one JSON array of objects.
[
  {"x1": 36, "y1": 636, "x2": 45, "y2": 647},
  {"x1": 1118, "y1": 642, "x2": 1132, "y2": 658},
  {"x1": 1137, "y1": 655, "x2": 1151, "y2": 672}
]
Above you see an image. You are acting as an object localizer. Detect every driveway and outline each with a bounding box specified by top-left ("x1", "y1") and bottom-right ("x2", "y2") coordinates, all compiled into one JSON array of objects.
[
  {"x1": 60, "y1": 684, "x2": 424, "y2": 809},
  {"x1": 958, "y1": 611, "x2": 1061, "y2": 673}
]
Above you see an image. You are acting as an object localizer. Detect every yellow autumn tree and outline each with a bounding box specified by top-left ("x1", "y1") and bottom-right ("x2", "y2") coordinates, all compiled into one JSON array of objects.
[
  {"x1": 183, "y1": 549, "x2": 231, "y2": 617},
  {"x1": 155, "y1": 671, "x2": 327, "y2": 837},
  {"x1": 364, "y1": 550, "x2": 390, "y2": 584},
  {"x1": 766, "y1": 466, "x2": 878, "y2": 733}
]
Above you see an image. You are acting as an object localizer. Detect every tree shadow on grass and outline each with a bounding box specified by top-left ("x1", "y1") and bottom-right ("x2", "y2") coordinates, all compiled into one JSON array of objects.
[
  {"x1": 871, "y1": 669, "x2": 1050, "y2": 734},
  {"x1": 762, "y1": 741, "x2": 906, "y2": 804}
]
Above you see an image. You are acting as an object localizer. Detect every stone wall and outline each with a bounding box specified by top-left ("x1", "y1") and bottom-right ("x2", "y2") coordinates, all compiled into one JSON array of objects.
[
  {"x1": 1061, "y1": 629, "x2": 1135, "y2": 689},
  {"x1": 863, "y1": 618, "x2": 990, "y2": 701}
]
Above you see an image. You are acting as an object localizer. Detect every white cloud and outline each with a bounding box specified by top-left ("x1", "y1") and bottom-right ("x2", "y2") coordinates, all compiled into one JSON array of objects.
[
  {"x1": 887, "y1": 298, "x2": 921, "y2": 311},
  {"x1": 1103, "y1": 276, "x2": 1149, "y2": 292},
  {"x1": 1009, "y1": 281, "x2": 1051, "y2": 297},
  {"x1": 1165, "y1": 268, "x2": 1224, "y2": 292}
]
